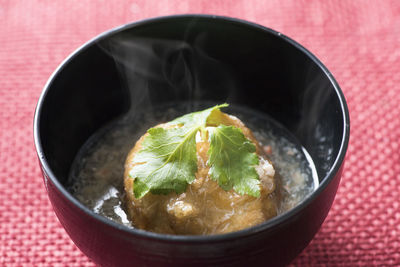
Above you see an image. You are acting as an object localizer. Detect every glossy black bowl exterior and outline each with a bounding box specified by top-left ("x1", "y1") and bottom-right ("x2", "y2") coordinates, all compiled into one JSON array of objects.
[{"x1": 34, "y1": 15, "x2": 349, "y2": 267}]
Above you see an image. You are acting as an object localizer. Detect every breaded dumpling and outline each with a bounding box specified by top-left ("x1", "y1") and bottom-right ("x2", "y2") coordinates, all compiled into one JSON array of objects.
[{"x1": 124, "y1": 112, "x2": 278, "y2": 235}]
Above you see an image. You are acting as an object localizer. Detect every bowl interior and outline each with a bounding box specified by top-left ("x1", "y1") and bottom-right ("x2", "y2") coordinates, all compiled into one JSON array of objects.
[{"x1": 38, "y1": 15, "x2": 346, "y2": 211}]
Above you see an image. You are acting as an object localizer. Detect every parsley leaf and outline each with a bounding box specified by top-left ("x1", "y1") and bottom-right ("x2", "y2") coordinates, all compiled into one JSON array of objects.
[
  {"x1": 169, "y1": 103, "x2": 229, "y2": 127},
  {"x1": 131, "y1": 126, "x2": 199, "y2": 198},
  {"x1": 129, "y1": 104, "x2": 261, "y2": 198},
  {"x1": 208, "y1": 125, "x2": 260, "y2": 197}
]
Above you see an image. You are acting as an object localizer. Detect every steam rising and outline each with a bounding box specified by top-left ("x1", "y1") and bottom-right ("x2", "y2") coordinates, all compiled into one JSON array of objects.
[
  {"x1": 99, "y1": 33, "x2": 237, "y2": 119},
  {"x1": 297, "y1": 72, "x2": 336, "y2": 174},
  {"x1": 97, "y1": 29, "x2": 336, "y2": 176}
]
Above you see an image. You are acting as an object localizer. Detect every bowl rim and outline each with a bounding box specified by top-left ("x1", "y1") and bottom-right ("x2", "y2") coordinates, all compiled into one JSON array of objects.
[{"x1": 33, "y1": 14, "x2": 350, "y2": 243}]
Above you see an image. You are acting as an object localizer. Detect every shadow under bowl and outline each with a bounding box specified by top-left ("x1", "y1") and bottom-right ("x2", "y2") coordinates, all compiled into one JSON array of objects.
[{"x1": 34, "y1": 15, "x2": 349, "y2": 267}]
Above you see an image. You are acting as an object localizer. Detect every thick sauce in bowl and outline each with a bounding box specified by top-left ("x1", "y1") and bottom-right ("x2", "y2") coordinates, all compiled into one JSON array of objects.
[{"x1": 68, "y1": 103, "x2": 318, "y2": 234}]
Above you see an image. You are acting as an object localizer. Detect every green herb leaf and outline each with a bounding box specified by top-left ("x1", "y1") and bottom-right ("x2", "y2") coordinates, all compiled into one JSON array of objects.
[
  {"x1": 131, "y1": 126, "x2": 199, "y2": 198},
  {"x1": 169, "y1": 103, "x2": 228, "y2": 127},
  {"x1": 131, "y1": 104, "x2": 228, "y2": 198},
  {"x1": 129, "y1": 103, "x2": 261, "y2": 199},
  {"x1": 207, "y1": 125, "x2": 260, "y2": 197}
]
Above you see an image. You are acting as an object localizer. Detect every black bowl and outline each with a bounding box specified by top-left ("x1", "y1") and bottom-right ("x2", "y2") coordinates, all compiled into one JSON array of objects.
[{"x1": 34, "y1": 15, "x2": 349, "y2": 266}]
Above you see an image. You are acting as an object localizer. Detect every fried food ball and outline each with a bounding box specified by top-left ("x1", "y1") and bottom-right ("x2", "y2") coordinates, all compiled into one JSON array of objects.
[{"x1": 124, "y1": 112, "x2": 278, "y2": 235}]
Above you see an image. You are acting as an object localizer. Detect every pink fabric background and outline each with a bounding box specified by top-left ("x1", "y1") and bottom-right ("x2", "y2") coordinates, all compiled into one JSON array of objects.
[{"x1": 1, "y1": 1, "x2": 400, "y2": 266}]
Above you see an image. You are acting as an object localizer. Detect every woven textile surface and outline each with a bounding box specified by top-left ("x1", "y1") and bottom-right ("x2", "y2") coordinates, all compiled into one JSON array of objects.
[{"x1": 1, "y1": 0, "x2": 399, "y2": 266}]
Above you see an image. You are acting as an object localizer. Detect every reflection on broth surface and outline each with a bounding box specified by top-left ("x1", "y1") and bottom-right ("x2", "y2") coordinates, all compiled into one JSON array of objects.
[{"x1": 68, "y1": 103, "x2": 318, "y2": 234}]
